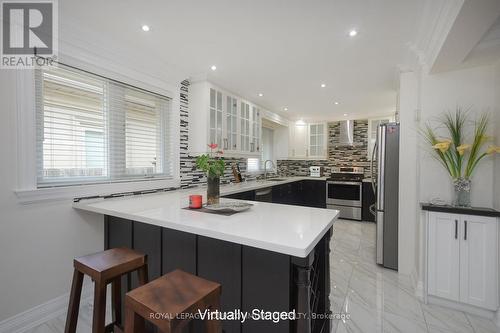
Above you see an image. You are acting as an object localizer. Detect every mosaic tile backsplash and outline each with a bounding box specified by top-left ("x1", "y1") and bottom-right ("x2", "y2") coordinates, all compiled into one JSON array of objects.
[{"x1": 277, "y1": 120, "x2": 372, "y2": 178}]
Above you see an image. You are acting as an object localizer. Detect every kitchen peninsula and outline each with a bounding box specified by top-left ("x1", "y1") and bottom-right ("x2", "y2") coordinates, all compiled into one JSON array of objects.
[{"x1": 73, "y1": 177, "x2": 338, "y2": 333}]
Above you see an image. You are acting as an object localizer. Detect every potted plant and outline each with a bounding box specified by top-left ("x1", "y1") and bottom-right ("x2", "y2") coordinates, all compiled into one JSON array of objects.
[
  {"x1": 196, "y1": 144, "x2": 225, "y2": 205},
  {"x1": 422, "y1": 108, "x2": 499, "y2": 207}
]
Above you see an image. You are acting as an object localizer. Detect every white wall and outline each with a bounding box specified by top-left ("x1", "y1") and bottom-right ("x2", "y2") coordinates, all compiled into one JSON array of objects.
[
  {"x1": 0, "y1": 70, "x2": 105, "y2": 320},
  {"x1": 419, "y1": 65, "x2": 496, "y2": 207},
  {"x1": 0, "y1": 26, "x2": 187, "y2": 321},
  {"x1": 398, "y1": 72, "x2": 420, "y2": 276},
  {"x1": 495, "y1": 63, "x2": 500, "y2": 210}
]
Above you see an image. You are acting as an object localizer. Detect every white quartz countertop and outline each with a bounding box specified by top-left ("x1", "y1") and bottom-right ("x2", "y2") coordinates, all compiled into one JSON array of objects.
[{"x1": 73, "y1": 177, "x2": 337, "y2": 258}]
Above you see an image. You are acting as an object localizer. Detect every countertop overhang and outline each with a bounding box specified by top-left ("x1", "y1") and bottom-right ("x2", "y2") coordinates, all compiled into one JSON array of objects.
[{"x1": 73, "y1": 177, "x2": 338, "y2": 258}]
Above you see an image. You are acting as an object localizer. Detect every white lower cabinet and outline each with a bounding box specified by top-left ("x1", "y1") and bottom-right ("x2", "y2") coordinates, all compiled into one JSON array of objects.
[
  {"x1": 427, "y1": 212, "x2": 499, "y2": 310},
  {"x1": 428, "y1": 213, "x2": 460, "y2": 301},
  {"x1": 459, "y1": 215, "x2": 498, "y2": 309}
]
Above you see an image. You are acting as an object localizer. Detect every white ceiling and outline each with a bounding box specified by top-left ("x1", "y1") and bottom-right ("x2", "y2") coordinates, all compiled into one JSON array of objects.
[{"x1": 60, "y1": 0, "x2": 426, "y2": 121}]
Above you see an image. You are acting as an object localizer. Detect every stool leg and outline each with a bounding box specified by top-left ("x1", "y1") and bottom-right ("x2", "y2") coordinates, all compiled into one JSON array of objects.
[
  {"x1": 92, "y1": 281, "x2": 107, "y2": 333},
  {"x1": 124, "y1": 305, "x2": 145, "y2": 333},
  {"x1": 205, "y1": 298, "x2": 221, "y2": 333},
  {"x1": 137, "y1": 264, "x2": 148, "y2": 286},
  {"x1": 64, "y1": 269, "x2": 84, "y2": 333},
  {"x1": 112, "y1": 277, "x2": 122, "y2": 328}
]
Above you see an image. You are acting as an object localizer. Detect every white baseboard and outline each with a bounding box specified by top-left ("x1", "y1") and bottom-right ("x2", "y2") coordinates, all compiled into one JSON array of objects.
[
  {"x1": 427, "y1": 295, "x2": 497, "y2": 320},
  {"x1": 0, "y1": 284, "x2": 93, "y2": 333},
  {"x1": 410, "y1": 268, "x2": 424, "y2": 300}
]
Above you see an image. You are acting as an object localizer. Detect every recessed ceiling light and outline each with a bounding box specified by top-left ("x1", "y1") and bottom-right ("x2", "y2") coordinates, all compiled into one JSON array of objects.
[
  {"x1": 320, "y1": 83, "x2": 326, "y2": 88},
  {"x1": 349, "y1": 29, "x2": 357, "y2": 37},
  {"x1": 334, "y1": 101, "x2": 339, "y2": 105},
  {"x1": 343, "y1": 113, "x2": 348, "y2": 117},
  {"x1": 141, "y1": 25, "x2": 150, "y2": 32},
  {"x1": 283, "y1": 107, "x2": 288, "y2": 111},
  {"x1": 258, "y1": 93, "x2": 263, "y2": 97},
  {"x1": 210, "y1": 65, "x2": 217, "y2": 71}
]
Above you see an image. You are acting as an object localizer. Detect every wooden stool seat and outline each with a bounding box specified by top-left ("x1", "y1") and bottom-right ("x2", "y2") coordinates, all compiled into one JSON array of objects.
[
  {"x1": 74, "y1": 247, "x2": 147, "y2": 281},
  {"x1": 125, "y1": 269, "x2": 221, "y2": 333},
  {"x1": 65, "y1": 248, "x2": 148, "y2": 333}
]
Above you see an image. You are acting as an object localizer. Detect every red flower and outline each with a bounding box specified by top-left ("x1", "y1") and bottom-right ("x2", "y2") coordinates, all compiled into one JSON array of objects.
[{"x1": 208, "y1": 143, "x2": 218, "y2": 150}]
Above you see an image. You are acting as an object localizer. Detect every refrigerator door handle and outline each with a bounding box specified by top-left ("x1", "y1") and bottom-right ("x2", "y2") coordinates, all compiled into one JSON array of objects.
[
  {"x1": 376, "y1": 125, "x2": 386, "y2": 211},
  {"x1": 371, "y1": 141, "x2": 377, "y2": 195}
]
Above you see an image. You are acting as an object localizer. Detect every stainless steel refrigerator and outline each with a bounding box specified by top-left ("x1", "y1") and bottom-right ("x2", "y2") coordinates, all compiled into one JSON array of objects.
[{"x1": 371, "y1": 123, "x2": 399, "y2": 270}]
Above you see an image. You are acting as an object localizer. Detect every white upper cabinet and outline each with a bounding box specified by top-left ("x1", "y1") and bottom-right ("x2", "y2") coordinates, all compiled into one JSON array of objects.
[
  {"x1": 289, "y1": 123, "x2": 308, "y2": 158},
  {"x1": 251, "y1": 106, "x2": 261, "y2": 153},
  {"x1": 308, "y1": 123, "x2": 327, "y2": 159},
  {"x1": 225, "y1": 95, "x2": 238, "y2": 151},
  {"x1": 240, "y1": 101, "x2": 251, "y2": 152},
  {"x1": 189, "y1": 81, "x2": 262, "y2": 156},
  {"x1": 426, "y1": 211, "x2": 499, "y2": 311},
  {"x1": 288, "y1": 122, "x2": 327, "y2": 159},
  {"x1": 209, "y1": 88, "x2": 223, "y2": 148}
]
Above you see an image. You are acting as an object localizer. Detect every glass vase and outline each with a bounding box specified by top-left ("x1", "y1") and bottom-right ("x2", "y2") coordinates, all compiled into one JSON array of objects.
[
  {"x1": 453, "y1": 177, "x2": 471, "y2": 207},
  {"x1": 207, "y1": 175, "x2": 220, "y2": 205}
]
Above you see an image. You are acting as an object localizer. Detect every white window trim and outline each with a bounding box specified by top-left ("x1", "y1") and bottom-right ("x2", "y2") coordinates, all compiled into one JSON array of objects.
[{"x1": 14, "y1": 61, "x2": 181, "y2": 204}]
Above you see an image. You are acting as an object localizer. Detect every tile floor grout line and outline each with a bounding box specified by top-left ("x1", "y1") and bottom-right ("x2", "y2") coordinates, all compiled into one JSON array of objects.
[{"x1": 464, "y1": 312, "x2": 477, "y2": 333}]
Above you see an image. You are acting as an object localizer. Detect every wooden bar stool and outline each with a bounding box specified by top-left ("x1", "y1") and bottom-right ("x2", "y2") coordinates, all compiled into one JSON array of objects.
[
  {"x1": 65, "y1": 248, "x2": 148, "y2": 333},
  {"x1": 125, "y1": 269, "x2": 221, "y2": 333}
]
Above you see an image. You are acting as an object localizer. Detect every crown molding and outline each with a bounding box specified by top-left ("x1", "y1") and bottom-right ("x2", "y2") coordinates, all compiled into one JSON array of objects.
[{"x1": 407, "y1": 0, "x2": 464, "y2": 73}]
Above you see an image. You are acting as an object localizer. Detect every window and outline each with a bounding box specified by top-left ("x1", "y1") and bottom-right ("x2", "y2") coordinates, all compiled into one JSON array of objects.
[
  {"x1": 36, "y1": 65, "x2": 172, "y2": 187},
  {"x1": 246, "y1": 158, "x2": 260, "y2": 172}
]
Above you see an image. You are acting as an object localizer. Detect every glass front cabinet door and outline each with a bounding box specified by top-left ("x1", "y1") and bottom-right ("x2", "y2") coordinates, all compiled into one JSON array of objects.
[
  {"x1": 209, "y1": 88, "x2": 223, "y2": 147},
  {"x1": 251, "y1": 106, "x2": 261, "y2": 152},
  {"x1": 225, "y1": 95, "x2": 238, "y2": 151},
  {"x1": 240, "y1": 102, "x2": 251, "y2": 152}
]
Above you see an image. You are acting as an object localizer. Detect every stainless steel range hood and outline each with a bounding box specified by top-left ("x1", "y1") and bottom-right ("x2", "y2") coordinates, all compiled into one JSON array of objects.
[{"x1": 338, "y1": 120, "x2": 354, "y2": 146}]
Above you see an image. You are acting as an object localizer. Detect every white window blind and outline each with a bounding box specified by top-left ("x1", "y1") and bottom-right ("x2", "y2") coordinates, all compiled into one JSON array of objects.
[
  {"x1": 247, "y1": 158, "x2": 260, "y2": 172},
  {"x1": 36, "y1": 65, "x2": 173, "y2": 187}
]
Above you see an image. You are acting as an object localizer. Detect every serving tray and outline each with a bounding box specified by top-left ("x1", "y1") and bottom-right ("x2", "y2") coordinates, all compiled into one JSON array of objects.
[{"x1": 204, "y1": 202, "x2": 253, "y2": 213}]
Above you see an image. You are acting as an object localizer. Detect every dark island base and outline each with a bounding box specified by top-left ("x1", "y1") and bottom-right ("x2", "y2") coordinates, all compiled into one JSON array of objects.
[{"x1": 105, "y1": 216, "x2": 333, "y2": 333}]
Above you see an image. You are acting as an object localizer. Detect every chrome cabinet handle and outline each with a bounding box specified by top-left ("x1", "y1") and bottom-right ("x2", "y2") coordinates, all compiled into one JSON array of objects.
[{"x1": 464, "y1": 220, "x2": 467, "y2": 240}]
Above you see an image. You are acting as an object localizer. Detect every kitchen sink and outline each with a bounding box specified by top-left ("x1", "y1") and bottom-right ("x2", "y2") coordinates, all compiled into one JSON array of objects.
[{"x1": 265, "y1": 178, "x2": 287, "y2": 182}]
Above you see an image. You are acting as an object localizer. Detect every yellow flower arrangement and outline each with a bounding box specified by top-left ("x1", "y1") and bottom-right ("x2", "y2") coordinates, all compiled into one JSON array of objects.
[{"x1": 422, "y1": 109, "x2": 496, "y2": 179}]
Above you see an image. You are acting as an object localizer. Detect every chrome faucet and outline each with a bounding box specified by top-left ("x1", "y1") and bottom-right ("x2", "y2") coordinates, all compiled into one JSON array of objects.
[{"x1": 264, "y1": 160, "x2": 276, "y2": 180}]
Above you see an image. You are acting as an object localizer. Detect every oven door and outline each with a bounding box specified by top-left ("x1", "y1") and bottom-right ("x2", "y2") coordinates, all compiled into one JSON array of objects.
[{"x1": 326, "y1": 181, "x2": 362, "y2": 207}]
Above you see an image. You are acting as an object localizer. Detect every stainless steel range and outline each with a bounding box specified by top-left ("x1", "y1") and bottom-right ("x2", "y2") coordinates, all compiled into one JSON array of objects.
[{"x1": 326, "y1": 167, "x2": 364, "y2": 220}]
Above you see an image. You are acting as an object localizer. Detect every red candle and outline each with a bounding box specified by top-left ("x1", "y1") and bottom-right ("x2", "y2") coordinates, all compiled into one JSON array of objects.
[{"x1": 189, "y1": 195, "x2": 202, "y2": 209}]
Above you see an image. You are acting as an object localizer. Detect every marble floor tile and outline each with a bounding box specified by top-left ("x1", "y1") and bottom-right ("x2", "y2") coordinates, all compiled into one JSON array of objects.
[
  {"x1": 466, "y1": 313, "x2": 500, "y2": 333},
  {"x1": 420, "y1": 302, "x2": 474, "y2": 333},
  {"x1": 382, "y1": 312, "x2": 428, "y2": 333}
]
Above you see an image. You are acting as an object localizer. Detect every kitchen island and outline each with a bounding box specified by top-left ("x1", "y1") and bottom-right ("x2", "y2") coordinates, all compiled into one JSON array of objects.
[{"x1": 73, "y1": 178, "x2": 338, "y2": 333}]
